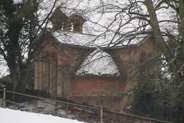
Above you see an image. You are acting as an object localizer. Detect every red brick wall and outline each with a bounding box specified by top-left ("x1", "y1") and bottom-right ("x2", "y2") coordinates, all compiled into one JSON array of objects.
[
  {"x1": 72, "y1": 76, "x2": 125, "y2": 96},
  {"x1": 72, "y1": 76, "x2": 126, "y2": 111}
]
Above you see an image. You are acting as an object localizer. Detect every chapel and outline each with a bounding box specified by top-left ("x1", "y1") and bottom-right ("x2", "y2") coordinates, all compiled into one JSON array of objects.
[{"x1": 34, "y1": 7, "x2": 159, "y2": 111}]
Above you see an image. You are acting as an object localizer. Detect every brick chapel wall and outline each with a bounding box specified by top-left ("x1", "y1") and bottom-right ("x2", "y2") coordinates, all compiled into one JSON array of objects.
[
  {"x1": 72, "y1": 76, "x2": 125, "y2": 96},
  {"x1": 72, "y1": 76, "x2": 126, "y2": 111},
  {"x1": 105, "y1": 37, "x2": 158, "y2": 88},
  {"x1": 34, "y1": 37, "x2": 96, "y2": 98},
  {"x1": 56, "y1": 45, "x2": 95, "y2": 98},
  {"x1": 103, "y1": 37, "x2": 159, "y2": 110},
  {"x1": 34, "y1": 40, "x2": 58, "y2": 96}
]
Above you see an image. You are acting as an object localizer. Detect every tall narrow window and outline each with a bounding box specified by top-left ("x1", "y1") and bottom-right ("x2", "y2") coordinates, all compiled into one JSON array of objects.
[
  {"x1": 71, "y1": 22, "x2": 74, "y2": 31},
  {"x1": 61, "y1": 22, "x2": 65, "y2": 30}
]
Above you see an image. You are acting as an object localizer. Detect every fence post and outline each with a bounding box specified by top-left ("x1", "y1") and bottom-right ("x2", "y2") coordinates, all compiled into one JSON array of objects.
[
  {"x1": 66, "y1": 103, "x2": 69, "y2": 117},
  {"x1": 100, "y1": 106, "x2": 103, "y2": 123},
  {"x1": 3, "y1": 88, "x2": 6, "y2": 107},
  {"x1": 112, "y1": 109, "x2": 115, "y2": 123}
]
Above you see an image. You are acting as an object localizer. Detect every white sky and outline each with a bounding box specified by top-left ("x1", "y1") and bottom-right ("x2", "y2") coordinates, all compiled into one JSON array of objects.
[{"x1": 0, "y1": 107, "x2": 84, "y2": 123}]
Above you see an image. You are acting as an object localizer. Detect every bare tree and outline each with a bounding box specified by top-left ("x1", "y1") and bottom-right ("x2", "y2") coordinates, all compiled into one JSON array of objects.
[
  {"x1": 80, "y1": 0, "x2": 184, "y2": 121},
  {"x1": 0, "y1": 0, "x2": 58, "y2": 92}
]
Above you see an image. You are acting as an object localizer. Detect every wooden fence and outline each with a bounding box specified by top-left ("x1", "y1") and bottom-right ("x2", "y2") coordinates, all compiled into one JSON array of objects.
[{"x1": 0, "y1": 88, "x2": 173, "y2": 123}]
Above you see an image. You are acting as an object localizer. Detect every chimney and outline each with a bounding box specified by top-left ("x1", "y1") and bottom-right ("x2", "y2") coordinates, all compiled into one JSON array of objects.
[
  {"x1": 50, "y1": 7, "x2": 68, "y2": 30},
  {"x1": 65, "y1": 15, "x2": 86, "y2": 33}
]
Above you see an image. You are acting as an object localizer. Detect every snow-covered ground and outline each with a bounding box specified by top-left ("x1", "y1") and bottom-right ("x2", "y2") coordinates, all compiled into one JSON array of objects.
[{"x1": 0, "y1": 107, "x2": 85, "y2": 123}]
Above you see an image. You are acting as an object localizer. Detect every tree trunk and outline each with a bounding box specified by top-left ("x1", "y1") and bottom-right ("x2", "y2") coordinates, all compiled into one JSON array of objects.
[
  {"x1": 179, "y1": 0, "x2": 184, "y2": 71},
  {"x1": 144, "y1": 0, "x2": 179, "y2": 81},
  {"x1": 11, "y1": 69, "x2": 19, "y2": 92}
]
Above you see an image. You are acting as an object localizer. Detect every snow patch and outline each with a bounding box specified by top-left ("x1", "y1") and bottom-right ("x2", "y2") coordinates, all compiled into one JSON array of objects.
[{"x1": 0, "y1": 107, "x2": 84, "y2": 123}]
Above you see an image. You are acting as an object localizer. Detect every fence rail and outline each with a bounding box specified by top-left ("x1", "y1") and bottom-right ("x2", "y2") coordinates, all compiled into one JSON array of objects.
[{"x1": 0, "y1": 88, "x2": 173, "y2": 123}]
